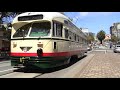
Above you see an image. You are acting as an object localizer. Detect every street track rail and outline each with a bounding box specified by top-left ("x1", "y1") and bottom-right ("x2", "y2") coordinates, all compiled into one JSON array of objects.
[
  {"x1": 0, "y1": 72, "x2": 43, "y2": 78},
  {"x1": 0, "y1": 67, "x2": 44, "y2": 78}
]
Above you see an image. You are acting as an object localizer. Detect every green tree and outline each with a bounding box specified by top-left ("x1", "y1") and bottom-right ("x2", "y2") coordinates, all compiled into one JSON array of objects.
[
  {"x1": 3, "y1": 26, "x2": 11, "y2": 40},
  {"x1": 0, "y1": 12, "x2": 24, "y2": 24},
  {"x1": 87, "y1": 34, "x2": 95, "y2": 44},
  {"x1": 97, "y1": 30, "x2": 106, "y2": 44},
  {"x1": 0, "y1": 12, "x2": 24, "y2": 40},
  {"x1": 110, "y1": 34, "x2": 118, "y2": 43}
]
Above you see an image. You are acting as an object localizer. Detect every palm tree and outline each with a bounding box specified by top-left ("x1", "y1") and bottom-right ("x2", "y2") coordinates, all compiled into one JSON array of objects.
[{"x1": 97, "y1": 30, "x2": 106, "y2": 44}]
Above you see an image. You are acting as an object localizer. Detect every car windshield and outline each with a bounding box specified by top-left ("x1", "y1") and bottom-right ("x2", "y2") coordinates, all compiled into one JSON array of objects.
[{"x1": 29, "y1": 22, "x2": 51, "y2": 37}]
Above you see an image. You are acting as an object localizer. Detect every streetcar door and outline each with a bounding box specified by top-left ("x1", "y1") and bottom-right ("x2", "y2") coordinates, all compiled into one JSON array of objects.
[{"x1": 52, "y1": 21, "x2": 63, "y2": 52}]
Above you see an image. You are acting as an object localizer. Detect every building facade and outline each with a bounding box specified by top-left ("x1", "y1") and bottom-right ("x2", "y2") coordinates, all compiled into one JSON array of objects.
[
  {"x1": 110, "y1": 22, "x2": 120, "y2": 40},
  {"x1": 104, "y1": 34, "x2": 111, "y2": 40},
  {"x1": 81, "y1": 28, "x2": 95, "y2": 37},
  {"x1": 0, "y1": 24, "x2": 10, "y2": 51}
]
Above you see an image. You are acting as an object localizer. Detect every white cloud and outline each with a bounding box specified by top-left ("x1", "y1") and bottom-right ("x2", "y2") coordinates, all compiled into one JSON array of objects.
[
  {"x1": 78, "y1": 12, "x2": 113, "y2": 17},
  {"x1": 71, "y1": 12, "x2": 89, "y2": 23},
  {"x1": 79, "y1": 12, "x2": 89, "y2": 16},
  {"x1": 97, "y1": 12, "x2": 113, "y2": 15},
  {"x1": 73, "y1": 17, "x2": 77, "y2": 21},
  {"x1": 65, "y1": 12, "x2": 114, "y2": 24},
  {"x1": 87, "y1": 12, "x2": 113, "y2": 16}
]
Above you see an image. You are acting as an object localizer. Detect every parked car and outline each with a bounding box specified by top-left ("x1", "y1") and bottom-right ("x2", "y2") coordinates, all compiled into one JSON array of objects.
[
  {"x1": 87, "y1": 46, "x2": 92, "y2": 51},
  {"x1": 113, "y1": 44, "x2": 120, "y2": 53}
]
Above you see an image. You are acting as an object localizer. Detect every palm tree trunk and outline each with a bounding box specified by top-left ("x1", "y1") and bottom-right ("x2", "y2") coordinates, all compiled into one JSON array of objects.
[{"x1": 100, "y1": 40, "x2": 102, "y2": 44}]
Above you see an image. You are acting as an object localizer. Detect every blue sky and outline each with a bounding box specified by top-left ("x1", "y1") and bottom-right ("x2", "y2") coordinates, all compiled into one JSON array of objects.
[
  {"x1": 2, "y1": 12, "x2": 120, "y2": 35},
  {"x1": 64, "y1": 12, "x2": 120, "y2": 35}
]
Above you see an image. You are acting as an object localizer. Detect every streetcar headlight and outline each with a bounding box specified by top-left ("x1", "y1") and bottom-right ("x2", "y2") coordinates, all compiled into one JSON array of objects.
[{"x1": 37, "y1": 48, "x2": 43, "y2": 57}]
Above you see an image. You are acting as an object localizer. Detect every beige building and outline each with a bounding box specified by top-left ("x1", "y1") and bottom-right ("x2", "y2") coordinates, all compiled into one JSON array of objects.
[
  {"x1": 110, "y1": 22, "x2": 120, "y2": 40},
  {"x1": 104, "y1": 34, "x2": 111, "y2": 40}
]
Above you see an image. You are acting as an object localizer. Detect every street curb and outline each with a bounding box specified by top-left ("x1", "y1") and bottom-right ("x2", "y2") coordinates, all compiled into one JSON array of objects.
[{"x1": 0, "y1": 68, "x2": 17, "y2": 76}]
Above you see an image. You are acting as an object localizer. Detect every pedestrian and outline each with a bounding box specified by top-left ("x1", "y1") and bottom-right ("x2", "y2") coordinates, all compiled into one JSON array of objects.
[{"x1": 110, "y1": 43, "x2": 112, "y2": 49}]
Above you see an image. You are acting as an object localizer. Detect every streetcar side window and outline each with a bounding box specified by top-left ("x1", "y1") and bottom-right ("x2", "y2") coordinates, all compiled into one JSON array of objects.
[
  {"x1": 76, "y1": 35, "x2": 79, "y2": 42},
  {"x1": 68, "y1": 31, "x2": 72, "y2": 40},
  {"x1": 53, "y1": 42, "x2": 57, "y2": 49},
  {"x1": 72, "y1": 33, "x2": 75, "y2": 41},
  {"x1": 56, "y1": 23, "x2": 62, "y2": 37},
  {"x1": 75, "y1": 34, "x2": 76, "y2": 41},
  {"x1": 53, "y1": 22, "x2": 63, "y2": 37},
  {"x1": 79, "y1": 37, "x2": 82, "y2": 43},
  {"x1": 65, "y1": 29, "x2": 69, "y2": 39},
  {"x1": 53, "y1": 22, "x2": 56, "y2": 37}
]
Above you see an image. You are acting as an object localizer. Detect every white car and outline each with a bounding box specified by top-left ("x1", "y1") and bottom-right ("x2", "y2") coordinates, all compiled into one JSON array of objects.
[
  {"x1": 87, "y1": 47, "x2": 92, "y2": 51},
  {"x1": 113, "y1": 44, "x2": 120, "y2": 53}
]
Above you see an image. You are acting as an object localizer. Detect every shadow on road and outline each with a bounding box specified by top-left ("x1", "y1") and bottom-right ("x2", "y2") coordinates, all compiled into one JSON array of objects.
[{"x1": 13, "y1": 55, "x2": 87, "y2": 73}]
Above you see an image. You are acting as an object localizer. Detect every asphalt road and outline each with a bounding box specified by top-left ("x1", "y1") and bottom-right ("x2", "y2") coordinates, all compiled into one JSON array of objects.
[
  {"x1": 0, "y1": 60, "x2": 16, "y2": 76},
  {"x1": 0, "y1": 60, "x2": 13, "y2": 70}
]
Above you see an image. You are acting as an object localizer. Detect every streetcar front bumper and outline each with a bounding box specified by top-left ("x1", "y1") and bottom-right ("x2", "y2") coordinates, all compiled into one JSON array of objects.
[{"x1": 11, "y1": 56, "x2": 69, "y2": 69}]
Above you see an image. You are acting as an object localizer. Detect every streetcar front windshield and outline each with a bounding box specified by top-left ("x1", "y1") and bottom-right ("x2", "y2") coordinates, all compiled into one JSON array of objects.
[
  {"x1": 13, "y1": 23, "x2": 31, "y2": 38},
  {"x1": 29, "y1": 22, "x2": 51, "y2": 37}
]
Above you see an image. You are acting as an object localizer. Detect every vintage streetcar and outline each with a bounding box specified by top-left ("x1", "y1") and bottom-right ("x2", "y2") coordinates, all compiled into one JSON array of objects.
[{"x1": 10, "y1": 12, "x2": 88, "y2": 69}]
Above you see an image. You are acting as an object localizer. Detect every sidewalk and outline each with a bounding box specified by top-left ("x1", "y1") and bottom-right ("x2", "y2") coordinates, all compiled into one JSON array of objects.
[{"x1": 75, "y1": 53, "x2": 120, "y2": 78}]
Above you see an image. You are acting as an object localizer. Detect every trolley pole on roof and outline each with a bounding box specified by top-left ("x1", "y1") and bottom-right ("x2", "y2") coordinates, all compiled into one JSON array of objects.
[{"x1": 59, "y1": 12, "x2": 65, "y2": 15}]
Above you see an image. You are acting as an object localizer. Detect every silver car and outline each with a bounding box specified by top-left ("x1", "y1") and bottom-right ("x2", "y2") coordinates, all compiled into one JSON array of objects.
[{"x1": 114, "y1": 44, "x2": 120, "y2": 53}]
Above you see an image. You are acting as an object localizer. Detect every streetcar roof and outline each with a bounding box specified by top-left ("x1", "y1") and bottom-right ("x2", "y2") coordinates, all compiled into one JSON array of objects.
[
  {"x1": 12, "y1": 12, "x2": 70, "y2": 24},
  {"x1": 12, "y1": 12, "x2": 87, "y2": 39}
]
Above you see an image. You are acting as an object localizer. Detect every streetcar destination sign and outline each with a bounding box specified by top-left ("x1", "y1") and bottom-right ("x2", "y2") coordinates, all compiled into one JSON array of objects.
[{"x1": 18, "y1": 15, "x2": 43, "y2": 21}]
